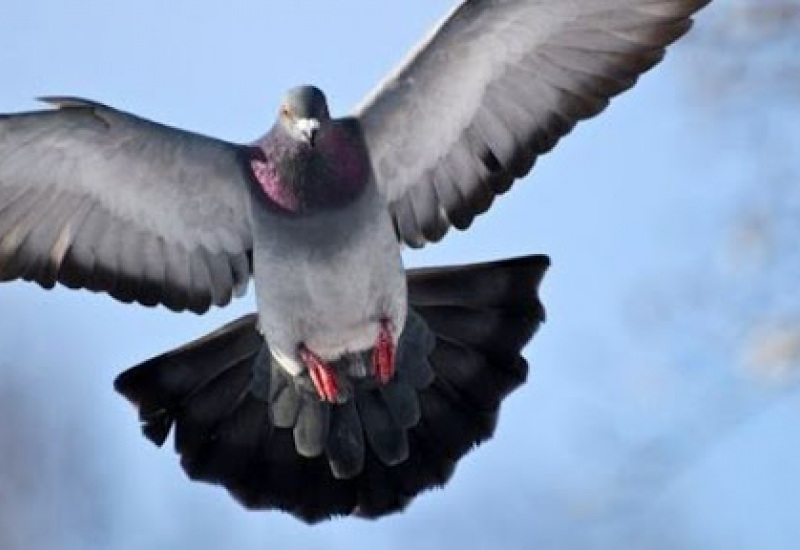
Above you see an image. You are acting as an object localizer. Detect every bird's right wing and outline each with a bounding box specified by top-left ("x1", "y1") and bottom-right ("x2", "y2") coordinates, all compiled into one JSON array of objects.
[
  {"x1": 355, "y1": 0, "x2": 710, "y2": 247},
  {"x1": 0, "y1": 98, "x2": 254, "y2": 313}
]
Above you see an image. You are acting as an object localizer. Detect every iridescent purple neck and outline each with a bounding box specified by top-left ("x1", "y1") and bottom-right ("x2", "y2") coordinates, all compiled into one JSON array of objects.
[
  {"x1": 249, "y1": 149, "x2": 301, "y2": 212},
  {"x1": 248, "y1": 126, "x2": 309, "y2": 213},
  {"x1": 247, "y1": 120, "x2": 369, "y2": 214}
]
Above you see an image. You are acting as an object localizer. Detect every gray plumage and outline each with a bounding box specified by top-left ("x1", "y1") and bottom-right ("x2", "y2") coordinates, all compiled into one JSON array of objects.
[
  {"x1": 0, "y1": 98, "x2": 252, "y2": 312},
  {"x1": 248, "y1": 113, "x2": 407, "y2": 380},
  {"x1": 0, "y1": 0, "x2": 710, "y2": 523},
  {"x1": 357, "y1": 0, "x2": 712, "y2": 247}
]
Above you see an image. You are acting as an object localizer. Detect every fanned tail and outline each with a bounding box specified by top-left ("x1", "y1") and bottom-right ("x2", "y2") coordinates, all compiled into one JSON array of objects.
[{"x1": 115, "y1": 254, "x2": 549, "y2": 522}]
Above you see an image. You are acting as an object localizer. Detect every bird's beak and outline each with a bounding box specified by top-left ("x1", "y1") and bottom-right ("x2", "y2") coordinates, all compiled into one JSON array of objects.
[{"x1": 296, "y1": 118, "x2": 320, "y2": 147}]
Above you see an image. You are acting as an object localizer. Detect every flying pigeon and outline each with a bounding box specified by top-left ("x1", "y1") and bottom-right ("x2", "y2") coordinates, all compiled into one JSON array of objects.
[{"x1": 0, "y1": 0, "x2": 709, "y2": 522}]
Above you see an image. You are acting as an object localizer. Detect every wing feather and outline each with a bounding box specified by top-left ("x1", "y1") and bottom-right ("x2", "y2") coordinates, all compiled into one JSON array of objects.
[
  {"x1": 0, "y1": 98, "x2": 253, "y2": 312},
  {"x1": 355, "y1": 0, "x2": 710, "y2": 247}
]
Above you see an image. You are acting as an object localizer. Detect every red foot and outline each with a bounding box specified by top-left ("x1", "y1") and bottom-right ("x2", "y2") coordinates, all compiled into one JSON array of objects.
[
  {"x1": 299, "y1": 345, "x2": 339, "y2": 403},
  {"x1": 372, "y1": 319, "x2": 395, "y2": 385}
]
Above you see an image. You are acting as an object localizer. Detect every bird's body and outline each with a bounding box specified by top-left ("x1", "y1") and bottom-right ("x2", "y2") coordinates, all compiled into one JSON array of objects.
[
  {"x1": 0, "y1": 0, "x2": 711, "y2": 523},
  {"x1": 248, "y1": 117, "x2": 406, "y2": 378}
]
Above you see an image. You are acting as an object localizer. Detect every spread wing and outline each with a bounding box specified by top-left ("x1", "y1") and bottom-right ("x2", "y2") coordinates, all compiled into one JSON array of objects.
[
  {"x1": 355, "y1": 0, "x2": 710, "y2": 247},
  {"x1": 0, "y1": 98, "x2": 253, "y2": 313}
]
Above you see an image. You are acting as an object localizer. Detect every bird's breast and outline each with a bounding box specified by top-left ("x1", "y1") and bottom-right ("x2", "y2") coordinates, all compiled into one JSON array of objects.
[{"x1": 249, "y1": 182, "x2": 406, "y2": 371}]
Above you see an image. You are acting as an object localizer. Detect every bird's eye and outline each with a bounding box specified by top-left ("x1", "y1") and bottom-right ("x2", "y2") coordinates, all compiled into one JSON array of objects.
[{"x1": 280, "y1": 106, "x2": 291, "y2": 118}]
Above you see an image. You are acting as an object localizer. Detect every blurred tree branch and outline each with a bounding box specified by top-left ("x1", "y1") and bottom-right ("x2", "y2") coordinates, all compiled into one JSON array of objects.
[
  {"x1": 687, "y1": 0, "x2": 800, "y2": 109},
  {"x1": 686, "y1": 0, "x2": 800, "y2": 384},
  {"x1": 588, "y1": 1, "x2": 800, "y2": 543}
]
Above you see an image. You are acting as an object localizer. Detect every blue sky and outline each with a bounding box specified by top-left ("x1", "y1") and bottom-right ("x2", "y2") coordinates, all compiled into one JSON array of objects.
[{"x1": 1, "y1": 1, "x2": 798, "y2": 549}]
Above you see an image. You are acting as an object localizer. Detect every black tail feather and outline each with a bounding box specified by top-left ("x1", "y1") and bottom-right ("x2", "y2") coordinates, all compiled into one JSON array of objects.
[
  {"x1": 356, "y1": 388, "x2": 409, "y2": 466},
  {"x1": 326, "y1": 398, "x2": 366, "y2": 479},
  {"x1": 114, "y1": 254, "x2": 549, "y2": 523}
]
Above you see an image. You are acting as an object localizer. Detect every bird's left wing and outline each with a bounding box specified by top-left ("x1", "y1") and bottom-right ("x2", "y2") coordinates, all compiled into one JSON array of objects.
[
  {"x1": 355, "y1": 0, "x2": 710, "y2": 247},
  {"x1": 0, "y1": 98, "x2": 253, "y2": 313}
]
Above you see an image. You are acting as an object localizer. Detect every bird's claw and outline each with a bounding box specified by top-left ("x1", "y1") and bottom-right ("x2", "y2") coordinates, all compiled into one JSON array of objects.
[
  {"x1": 373, "y1": 318, "x2": 395, "y2": 385},
  {"x1": 299, "y1": 345, "x2": 339, "y2": 403}
]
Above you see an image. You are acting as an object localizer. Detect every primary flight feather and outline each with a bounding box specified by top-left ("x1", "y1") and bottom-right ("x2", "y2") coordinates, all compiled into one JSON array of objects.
[{"x1": 0, "y1": 0, "x2": 709, "y2": 522}]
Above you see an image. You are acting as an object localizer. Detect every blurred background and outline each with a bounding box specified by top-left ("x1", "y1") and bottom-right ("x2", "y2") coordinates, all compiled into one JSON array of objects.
[{"x1": 0, "y1": 1, "x2": 798, "y2": 548}]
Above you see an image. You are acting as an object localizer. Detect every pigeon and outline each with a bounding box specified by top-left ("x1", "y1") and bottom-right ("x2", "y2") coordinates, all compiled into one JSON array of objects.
[{"x1": 0, "y1": 0, "x2": 709, "y2": 523}]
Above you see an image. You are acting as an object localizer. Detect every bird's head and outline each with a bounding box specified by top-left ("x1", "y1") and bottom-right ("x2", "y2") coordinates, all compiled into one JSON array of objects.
[{"x1": 278, "y1": 85, "x2": 330, "y2": 148}]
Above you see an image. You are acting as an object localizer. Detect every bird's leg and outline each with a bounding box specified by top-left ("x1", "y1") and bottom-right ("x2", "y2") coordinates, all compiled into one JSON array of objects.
[
  {"x1": 372, "y1": 318, "x2": 395, "y2": 385},
  {"x1": 299, "y1": 344, "x2": 339, "y2": 403}
]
